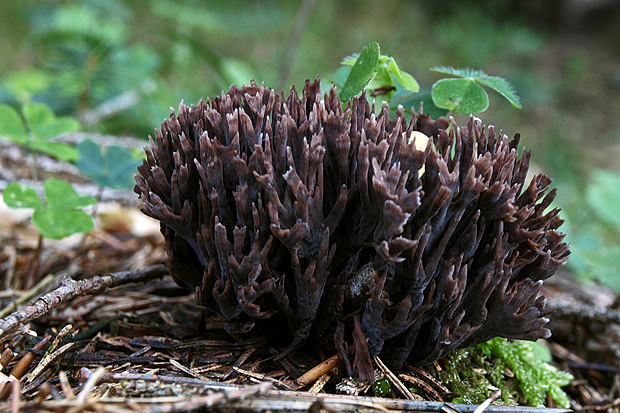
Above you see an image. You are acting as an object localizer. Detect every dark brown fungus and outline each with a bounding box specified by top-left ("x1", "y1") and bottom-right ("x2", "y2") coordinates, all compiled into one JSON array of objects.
[{"x1": 135, "y1": 77, "x2": 570, "y2": 378}]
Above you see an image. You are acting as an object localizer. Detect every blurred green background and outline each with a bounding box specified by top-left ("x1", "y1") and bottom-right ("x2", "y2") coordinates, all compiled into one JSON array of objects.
[{"x1": 1, "y1": 0, "x2": 620, "y2": 288}]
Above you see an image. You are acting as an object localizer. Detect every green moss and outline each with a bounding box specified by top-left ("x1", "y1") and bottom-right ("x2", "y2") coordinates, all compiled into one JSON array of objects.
[
  {"x1": 433, "y1": 338, "x2": 573, "y2": 408},
  {"x1": 433, "y1": 348, "x2": 493, "y2": 404}
]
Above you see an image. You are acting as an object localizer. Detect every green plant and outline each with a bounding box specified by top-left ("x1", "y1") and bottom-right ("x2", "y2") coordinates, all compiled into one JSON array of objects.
[
  {"x1": 430, "y1": 66, "x2": 521, "y2": 114},
  {"x1": 76, "y1": 139, "x2": 140, "y2": 189},
  {"x1": 436, "y1": 338, "x2": 573, "y2": 408},
  {"x1": 0, "y1": 102, "x2": 79, "y2": 162},
  {"x1": 3, "y1": 178, "x2": 96, "y2": 239},
  {"x1": 331, "y1": 42, "x2": 521, "y2": 117},
  {"x1": 561, "y1": 169, "x2": 620, "y2": 290},
  {"x1": 479, "y1": 338, "x2": 573, "y2": 408}
]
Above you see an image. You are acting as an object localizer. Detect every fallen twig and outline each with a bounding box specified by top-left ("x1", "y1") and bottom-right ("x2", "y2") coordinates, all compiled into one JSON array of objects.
[
  {"x1": 233, "y1": 366, "x2": 293, "y2": 390},
  {"x1": 473, "y1": 388, "x2": 502, "y2": 413},
  {"x1": 294, "y1": 353, "x2": 339, "y2": 389},
  {"x1": 76, "y1": 366, "x2": 107, "y2": 404},
  {"x1": 0, "y1": 265, "x2": 169, "y2": 340},
  {"x1": 0, "y1": 336, "x2": 51, "y2": 400},
  {"x1": 546, "y1": 299, "x2": 620, "y2": 325},
  {"x1": 374, "y1": 355, "x2": 417, "y2": 401}
]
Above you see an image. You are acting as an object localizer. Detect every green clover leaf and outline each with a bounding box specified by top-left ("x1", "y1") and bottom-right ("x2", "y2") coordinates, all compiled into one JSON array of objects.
[
  {"x1": 76, "y1": 139, "x2": 140, "y2": 189},
  {"x1": 3, "y1": 183, "x2": 44, "y2": 209},
  {"x1": 431, "y1": 66, "x2": 521, "y2": 114},
  {"x1": 3, "y1": 178, "x2": 96, "y2": 239},
  {"x1": 339, "y1": 42, "x2": 380, "y2": 101},
  {"x1": 337, "y1": 44, "x2": 419, "y2": 101},
  {"x1": 431, "y1": 78, "x2": 489, "y2": 114},
  {"x1": 0, "y1": 105, "x2": 29, "y2": 144},
  {"x1": 0, "y1": 102, "x2": 79, "y2": 162}
]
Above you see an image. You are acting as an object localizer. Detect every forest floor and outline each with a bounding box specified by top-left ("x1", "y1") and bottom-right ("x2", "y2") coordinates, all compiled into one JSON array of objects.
[{"x1": 0, "y1": 138, "x2": 618, "y2": 412}]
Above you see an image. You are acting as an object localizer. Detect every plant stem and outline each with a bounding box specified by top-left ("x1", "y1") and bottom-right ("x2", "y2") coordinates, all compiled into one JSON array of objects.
[{"x1": 31, "y1": 151, "x2": 38, "y2": 183}]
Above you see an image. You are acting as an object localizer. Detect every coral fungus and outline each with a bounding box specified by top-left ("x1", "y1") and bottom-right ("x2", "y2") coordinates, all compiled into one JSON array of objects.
[{"x1": 135, "y1": 78, "x2": 569, "y2": 378}]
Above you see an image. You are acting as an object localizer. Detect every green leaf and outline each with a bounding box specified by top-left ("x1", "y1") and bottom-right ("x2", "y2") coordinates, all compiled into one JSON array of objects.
[
  {"x1": 23, "y1": 102, "x2": 80, "y2": 141},
  {"x1": 76, "y1": 139, "x2": 139, "y2": 188},
  {"x1": 528, "y1": 341, "x2": 552, "y2": 363},
  {"x1": 430, "y1": 66, "x2": 488, "y2": 78},
  {"x1": 477, "y1": 76, "x2": 522, "y2": 109},
  {"x1": 339, "y1": 42, "x2": 380, "y2": 101},
  {"x1": 330, "y1": 66, "x2": 351, "y2": 89},
  {"x1": 385, "y1": 57, "x2": 419, "y2": 92},
  {"x1": 586, "y1": 169, "x2": 620, "y2": 228},
  {"x1": 4, "y1": 179, "x2": 95, "y2": 239},
  {"x1": 389, "y1": 90, "x2": 449, "y2": 119},
  {"x1": 3, "y1": 183, "x2": 44, "y2": 209},
  {"x1": 0, "y1": 104, "x2": 28, "y2": 142},
  {"x1": 43, "y1": 178, "x2": 96, "y2": 209},
  {"x1": 3, "y1": 70, "x2": 54, "y2": 102},
  {"x1": 76, "y1": 140, "x2": 104, "y2": 178},
  {"x1": 431, "y1": 78, "x2": 489, "y2": 114},
  {"x1": 106, "y1": 146, "x2": 140, "y2": 187},
  {"x1": 28, "y1": 140, "x2": 79, "y2": 162},
  {"x1": 340, "y1": 53, "x2": 359, "y2": 66},
  {"x1": 430, "y1": 67, "x2": 521, "y2": 111},
  {"x1": 33, "y1": 208, "x2": 94, "y2": 239}
]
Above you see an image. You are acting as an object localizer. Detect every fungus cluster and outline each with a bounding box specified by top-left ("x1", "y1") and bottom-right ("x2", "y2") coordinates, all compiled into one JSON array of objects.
[{"x1": 135, "y1": 78, "x2": 569, "y2": 379}]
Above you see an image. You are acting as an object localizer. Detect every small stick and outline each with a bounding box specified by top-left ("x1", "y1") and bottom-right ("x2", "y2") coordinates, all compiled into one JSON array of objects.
[
  {"x1": 404, "y1": 361, "x2": 452, "y2": 395},
  {"x1": 169, "y1": 359, "x2": 210, "y2": 381},
  {"x1": 294, "y1": 353, "x2": 339, "y2": 389},
  {"x1": 164, "y1": 381, "x2": 272, "y2": 411},
  {"x1": 546, "y1": 299, "x2": 620, "y2": 325},
  {"x1": 48, "y1": 324, "x2": 74, "y2": 352},
  {"x1": 373, "y1": 356, "x2": 415, "y2": 401},
  {"x1": 0, "y1": 271, "x2": 68, "y2": 319},
  {"x1": 76, "y1": 366, "x2": 107, "y2": 404},
  {"x1": 0, "y1": 336, "x2": 51, "y2": 400},
  {"x1": 398, "y1": 373, "x2": 443, "y2": 401},
  {"x1": 308, "y1": 373, "x2": 331, "y2": 394},
  {"x1": 473, "y1": 388, "x2": 502, "y2": 413},
  {"x1": 26, "y1": 342, "x2": 74, "y2": 384},
  {"x1": 269, "y1": 347, "x2": 301, "y2": 377},
  {"x1": 233, "y1": 367, "x2": 293, "y2": 391},
  {"x1": 0, "y1": 349, "x2": 15, "y2": 370},
  {"x1": 58, "y1": 371, "x2": 75, "y2": 399},
  {"x1": 0, "y1": 265, "x2": 168, "y2": 340},
  {"x1": 223, "y1": 348, "x2": 256, "y2": 380}
]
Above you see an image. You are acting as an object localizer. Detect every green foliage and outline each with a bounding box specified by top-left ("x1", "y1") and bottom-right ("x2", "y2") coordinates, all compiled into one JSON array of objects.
[
  {"x1": 586, "y1": 170, "x2": 620, "y2": 228},
  {"x1": 430, "y1": 66, "x2": 521, "y2": 113},
  {"x1": 431, "y1": 78, "x2": 490, "y2": 114},
  {"x1": 434, "y1": 348, "x2": 497, "y2": 405},
  {"x1": 333, "y1": 44, "x2": 520, "y2": 117},
  {"x1": 4, "y1": 179, "x2": 96, "y2": 239},
  {"x1": 338, "y1": 42, "x2": 381, "y2": 101},
  {"x1": 434, "y1": 338, "x2": 573, "y2": 408},
  {"x1": 76, "y1": 139, "x2": 140, "y2": 189},
  {"x1": 0, "y1": 102, "x2": 79, "y2": 161},
  {"x1": 561, "y1": 168, "x2": 620, "y2": 290},
  {"x1": 334, "y1": 42, "x2": 419, "y2": 102},
  {"x1": 479, "y1": 338, "x2": 573, "y2": 408}
]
